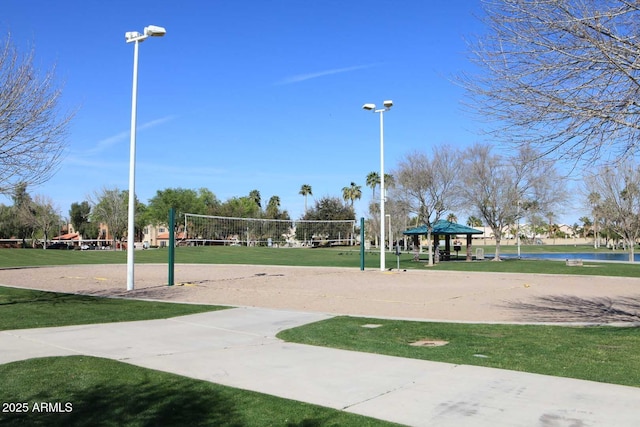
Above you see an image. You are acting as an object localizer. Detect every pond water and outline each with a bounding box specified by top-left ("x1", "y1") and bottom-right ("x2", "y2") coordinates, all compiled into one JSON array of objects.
[{"x1": 499, "y1": 252, "x2": 639, "y2": 262}]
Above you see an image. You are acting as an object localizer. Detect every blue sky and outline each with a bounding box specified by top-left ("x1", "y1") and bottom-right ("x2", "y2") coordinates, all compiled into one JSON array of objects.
[{"x1": 2, "y1": 1, "x2": 505, "y2": 223}]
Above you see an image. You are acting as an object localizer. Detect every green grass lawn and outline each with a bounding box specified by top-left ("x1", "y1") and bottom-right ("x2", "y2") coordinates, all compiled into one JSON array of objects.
[
  {"x1": 0, "y1": 356, "x2": 398, "y2": 427},
  {"x1": 278, "y1": 316, "x2": 640, "y2": 388},
  {"x1": 2, "y1": 245, "x2": 639, "y2": 425},
  {"x1": 0, "y1": 287, "x2": 397, "y2": 426},
  {"x1": 431, "y1": 257, "x2": 640, "y2": 276},
  {"x1": 2, "y1": 245, "x2": 640, "y2": 277},
  {"x1": 0, "y1": 286, "x2": 228, "y2": 330}
]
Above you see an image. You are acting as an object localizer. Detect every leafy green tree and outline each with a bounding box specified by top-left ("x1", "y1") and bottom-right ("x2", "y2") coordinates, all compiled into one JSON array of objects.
[
  {"x1": 69, "y1": 201, "x2": 92, "y2": 237},
  {"x1": 296, "y1": 196, "x2": 355, "y2": 243},
  {"x1": 0, "y1": 204, "x2": 14, "y2": 238},
  {"x1": 216, "y1": 196, "x2": 261, "y2": 219},
  {"x1": 91, "y1": 188, "x2": 129, "y2": 249},
  {"x1": 11, "y1": 183, "x2": 34, "y2": 245},
  {"x1": 82, "y1": 221, "x2": 100, "y2": 239},
  {"x1": 199, "y1": 188, "x2": 220, "y2": 215},
  {"x1": 209, "y1": 196, "x2": 258, "y2": 243},
  {"x1": 146, "y1": 188, "x2": 218, "y2": 227}
]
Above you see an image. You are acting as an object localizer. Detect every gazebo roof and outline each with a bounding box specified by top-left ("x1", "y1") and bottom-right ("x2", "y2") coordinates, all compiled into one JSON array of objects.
[{"x1": 403, "y1": 220, "x2": 483, "y2": 236}]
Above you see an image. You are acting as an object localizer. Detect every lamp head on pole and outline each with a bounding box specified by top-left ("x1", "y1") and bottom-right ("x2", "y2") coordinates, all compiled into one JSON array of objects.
[
  {"x1": 144, "y1": 25, "x2": 167, "y2": 37},
  {"x1": 125, "y1": 25, "x2": 166, "y2": 43},
  {"x1": 362, "y1": 100, "x2": 393, "y2": 113}
]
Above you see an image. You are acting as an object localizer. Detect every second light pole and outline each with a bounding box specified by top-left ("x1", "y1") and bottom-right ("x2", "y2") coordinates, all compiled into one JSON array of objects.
[
  {"x1": 125, "y1": 25, "x2": 166, "y2": 291},
  {"x1": 363, "y1": 100, "x2": 393, "y2": 271}
]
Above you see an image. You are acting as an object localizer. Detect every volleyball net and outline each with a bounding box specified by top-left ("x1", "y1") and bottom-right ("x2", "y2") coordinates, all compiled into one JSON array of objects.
[{"x1": 183, "y1": 214, "x2": 356, "y2": 247}]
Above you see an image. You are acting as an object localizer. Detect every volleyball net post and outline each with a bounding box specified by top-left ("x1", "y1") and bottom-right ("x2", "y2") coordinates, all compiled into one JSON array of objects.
[
  {"x1": 360, "y1": 217, "x2": 365, "y2": 270},
  {"x1": 168, "y1": 207, "x2": 175, "y2": 286}
]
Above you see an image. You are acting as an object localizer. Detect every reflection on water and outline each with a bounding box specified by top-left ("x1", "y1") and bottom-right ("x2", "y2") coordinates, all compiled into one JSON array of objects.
[{"x1": 499, "y1": 252, "x2": 639, "y2": 262}]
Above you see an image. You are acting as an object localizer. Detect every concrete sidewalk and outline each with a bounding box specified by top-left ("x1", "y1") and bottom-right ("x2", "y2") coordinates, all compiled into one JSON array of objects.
[{"x1": 1, "y1": 307, "x2": 639, "y2": 426}]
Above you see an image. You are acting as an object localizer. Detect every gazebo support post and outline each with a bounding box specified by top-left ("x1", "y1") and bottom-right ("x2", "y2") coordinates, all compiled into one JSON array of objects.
[
  {"x1": 445, "y1": 235, "x2": 451, "y2": 261},
  {"x1": 466, "y1": 234, "x2": 472, "y2": 261}
]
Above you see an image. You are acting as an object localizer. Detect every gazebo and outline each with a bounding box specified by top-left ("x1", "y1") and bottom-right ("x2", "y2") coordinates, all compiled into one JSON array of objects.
[{"x1": 403, "y1": 220, "x2": 483, "y2": 261}]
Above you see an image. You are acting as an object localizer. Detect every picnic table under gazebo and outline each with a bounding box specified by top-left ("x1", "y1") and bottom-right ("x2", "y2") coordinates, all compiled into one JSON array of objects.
[{"x1": 403, "y1": 220, "x2": 483, "y2": 261}]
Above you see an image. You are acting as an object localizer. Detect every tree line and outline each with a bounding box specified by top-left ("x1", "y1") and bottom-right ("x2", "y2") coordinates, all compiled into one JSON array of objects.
[
  {"x1": 4, "y1": 144, "x2": 640, "y2": 263},
  {"x1": 0, "y1": 185, "x2": 356, "y2": 248},
  {"x1": 363, "y1": 143, "x2": 640, "y2": 264}
]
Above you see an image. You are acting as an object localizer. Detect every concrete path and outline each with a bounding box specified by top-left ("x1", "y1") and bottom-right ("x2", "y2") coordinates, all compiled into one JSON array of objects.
[{"x1": 2, "y1": 307, "x2": 639, "y2": 426}]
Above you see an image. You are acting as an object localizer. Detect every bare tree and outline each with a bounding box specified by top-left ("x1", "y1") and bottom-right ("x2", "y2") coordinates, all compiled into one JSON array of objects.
[
  {"x1": 90, "y1": 188, "x2": 128, "y2": 249},
  {"x1": 462, "y1": 1, "x2": 640, "y2": 165},
  {"x1": 31, "y1": 195, "x2": 60, "y2": 247},
  {"x1": 392, "y1": 146, "x2": 460, "y2": 265},
  {"x1": 0, "y1": 33, "x2": 73, "y2": 194},
  {"x1": 584, "y1": 161, "x2": 640, "y2": 262},
  {"x1": 18, "y1": 194, "x2": 60, "y2": 247},
  {"x1": 459, "y1": 143, "x2": 565, "y2": 260}
]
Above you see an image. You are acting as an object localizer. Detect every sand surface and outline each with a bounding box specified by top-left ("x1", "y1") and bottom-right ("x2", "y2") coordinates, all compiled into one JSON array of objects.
[{"x1": 1, "y1": 264, "x2": 639, "y2": 323}]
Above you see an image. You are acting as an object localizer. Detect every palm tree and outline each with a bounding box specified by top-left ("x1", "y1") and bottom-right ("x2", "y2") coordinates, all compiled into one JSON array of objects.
[
  {"x1": 546, "y1": 211, "x2": 558, "y2": 244},
  {"x1": 342, "y1": 182, "x2": 362, "y2": 207},
  {"x1": 266, "y1": 196, "x2": 281, "y2": 218},
  {"x1": 587, "y1": 191, "x2": 602, "y2": 248},
  {"x1": 366, "y1": 173, "x2": 395, "y2": 198},
  {"x1": 248, "y1": 189, "x2": 261, "y2": 208},
  {"x1": 383, "y1": 173, "x2": 394, "y2": 189},
  {"x1": 366, "y1": 172, "x2": 380, "y2": 200},
  {"x1": 447, "y1": 213, "x2": 458, "y2": 223},
  {"x1": 466, "y1": 216, "x2": 483, "y2": 227},
  {"x1": 579, "y1": 216, "x2": 592, "y2": 238},
  {"x1": 299, "y1": 184, "x2": 312, "y2": 213}
]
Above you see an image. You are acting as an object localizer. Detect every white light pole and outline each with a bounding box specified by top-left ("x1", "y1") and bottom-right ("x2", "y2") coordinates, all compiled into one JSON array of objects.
[
  {"x1": 363, "y1": 100, "x2": 393, "y2": 271},
  {"x1": 125, "y1": 25, "x2": 166, "y2": 291},
  {"x1": 517, "y1": 200, "x2": 521, "y2": 259}
]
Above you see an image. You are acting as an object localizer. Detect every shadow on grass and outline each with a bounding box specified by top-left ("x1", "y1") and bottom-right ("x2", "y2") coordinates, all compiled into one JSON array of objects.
[
  {"x1": 1, "y1": 378, "x2": 245, "y2": 427},
  {"x1": 80, "y1": 284, "x2": 185, "y2": 300},
  {"x1": 505, "y1": 295, "x2": 640, "y2": 323},
  {"x1": 0, "y1": 286, "x2": 228, "y2": 331},
  {"x1": 0, "y1": 290, "x2": 105, "y2": 306},
  {"x1": 0, "y1": 356, "x2": 375, "y2": 427}
]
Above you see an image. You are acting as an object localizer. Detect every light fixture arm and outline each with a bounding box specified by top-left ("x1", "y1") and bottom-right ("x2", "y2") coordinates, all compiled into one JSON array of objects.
[{"x1": 125, "y1": 32, "x2": 148, "y2": 43}]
